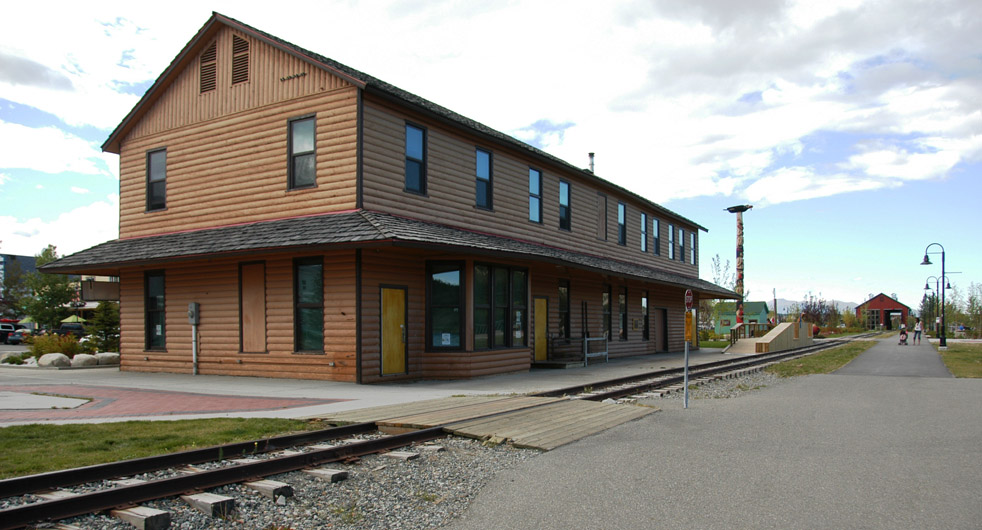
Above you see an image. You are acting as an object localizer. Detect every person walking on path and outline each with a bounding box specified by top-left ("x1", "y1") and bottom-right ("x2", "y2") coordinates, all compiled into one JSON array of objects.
[{"x1": 913, "y1": 318, "x2": 923, "y2": 345}]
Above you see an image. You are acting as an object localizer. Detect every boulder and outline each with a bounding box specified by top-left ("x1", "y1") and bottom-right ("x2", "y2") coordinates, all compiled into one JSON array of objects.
[
  {"x1": 71, "y1": 354, "x2": 99, "y2": 367},
  {"x1": 96, "y1": 352, "x2": 121, "y2": 365},
  {"x1": 38, "y1": 353, "x2": 71, "y2": 368}
]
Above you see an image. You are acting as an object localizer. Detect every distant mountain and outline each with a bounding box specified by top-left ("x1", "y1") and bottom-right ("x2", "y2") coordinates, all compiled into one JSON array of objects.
[{"x1": 770, "y1": 298, "x2": 858, "y2": 315}]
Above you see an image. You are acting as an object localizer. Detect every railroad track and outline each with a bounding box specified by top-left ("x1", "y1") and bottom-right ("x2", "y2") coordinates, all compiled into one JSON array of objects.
[
  {"x1": 0, "y1": 333, "x2": 877, "y2": 529},
  {"x1": 0, "y1": 423, "x2": 445, "y2": 529},
  {"x1": 534, "y1": 333, "x2": 880, "y2": 402}
]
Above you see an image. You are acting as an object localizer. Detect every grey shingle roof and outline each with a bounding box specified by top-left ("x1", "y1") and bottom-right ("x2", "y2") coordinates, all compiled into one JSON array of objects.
[
  {"x1": 103, "y1": 12, "x2": 706, "y2": 232},
  {"x1": 42, "y1": 211, "x2": 735, "y2": 298}
]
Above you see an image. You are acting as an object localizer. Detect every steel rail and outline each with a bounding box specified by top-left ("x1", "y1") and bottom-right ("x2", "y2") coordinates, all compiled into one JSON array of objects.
[
  {"x1": 535, "y1": 333, "x2": 879, "y2": 400},
  {"x1": 0, "y1": 426, "x2": 445, "y2": 530},
  {"x1": 0, "y1": 421, "x2": 376, "y2": 498},
  {"x1": 582, "y1": 340, "x2": 847, "y2": 402}
]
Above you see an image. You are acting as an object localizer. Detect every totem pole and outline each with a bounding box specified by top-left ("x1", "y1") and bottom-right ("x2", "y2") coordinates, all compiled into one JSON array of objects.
[{"x1": 726, "y1": 205, "x2": 753, "y2": 325}]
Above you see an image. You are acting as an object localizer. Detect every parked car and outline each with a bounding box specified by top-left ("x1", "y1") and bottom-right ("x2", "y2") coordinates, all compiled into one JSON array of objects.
[
  {"x1": 5, "y1": 331, "x2": 25, "y2": 345},
  {"x1": 0, "y1": 323, "x2": 15, "y2": 344},
  {"x1": 54, "y1": 323, "x2": 87, "y2": 338}
]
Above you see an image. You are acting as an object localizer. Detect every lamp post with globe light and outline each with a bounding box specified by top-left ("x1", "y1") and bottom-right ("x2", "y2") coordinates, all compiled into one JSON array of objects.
[{"x1": 921, "y1": 243, "x2": 948, "y2": 348}]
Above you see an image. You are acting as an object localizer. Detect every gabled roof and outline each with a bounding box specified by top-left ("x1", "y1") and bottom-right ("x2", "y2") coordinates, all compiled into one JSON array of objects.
[
  {"x1": 41, "y1": 210, "x2": 737, "y2": 299},
  {"x1": 856, "y1": 293, "x2": 911, "y2": 311},
  {"x1": 102, "y1": 12, "x2": 706, "y2": 232}
]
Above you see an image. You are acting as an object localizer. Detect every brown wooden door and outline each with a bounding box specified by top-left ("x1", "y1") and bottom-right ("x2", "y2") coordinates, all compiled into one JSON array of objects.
[
  {"x1": 240, "y1": 262, "x2": 266, "y2": 353},
  {"x1": 654, "y1": 308, "x2": 668, "y2": 352},
  {"x1": 381, "y1": 287, "x2": 407, "y2": 375},
  {"x1": 534, "y1": 297, "x2": 548, "y2": 361}
]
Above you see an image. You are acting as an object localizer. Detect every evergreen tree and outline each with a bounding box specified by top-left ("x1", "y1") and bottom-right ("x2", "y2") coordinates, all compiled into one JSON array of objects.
[
  {"x1": 87, "y1": 301, "x2": 120, "y2": 352},
  {"x1": 22, "y1": 245, "x2": 75, "y2": 330},
  {"x1": 1, "y1": 257, "x2": 30, "y2": 319}
]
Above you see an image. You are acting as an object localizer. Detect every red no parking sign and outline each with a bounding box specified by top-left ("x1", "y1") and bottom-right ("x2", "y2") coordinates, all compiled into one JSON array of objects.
[{"x1": 684, "y1": 289, "x2": 693, "y2": 310}]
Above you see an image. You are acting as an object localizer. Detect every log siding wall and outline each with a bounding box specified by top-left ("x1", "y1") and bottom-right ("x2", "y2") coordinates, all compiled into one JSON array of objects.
[
  {"x1": 360, "y1": 97, "x2": 700, "y2": 277},
  {"x1": 118, "y1": 251, "x2": 357, "y2": 381},
  {"x1": 117, "y1": 28, "x2": 359, "y2": 238},
  {"x1": 117, "y1": 247, "x2": 691, "y2": 382}
]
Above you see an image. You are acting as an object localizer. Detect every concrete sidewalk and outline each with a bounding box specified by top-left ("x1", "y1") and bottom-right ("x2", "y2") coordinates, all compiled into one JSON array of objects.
[{"x1": 0, "y1": 348, "x2": 725, "y2": 425}]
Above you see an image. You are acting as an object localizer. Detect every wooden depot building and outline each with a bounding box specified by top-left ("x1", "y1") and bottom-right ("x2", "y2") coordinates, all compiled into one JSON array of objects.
[{"x1": 43, "y1": 13, "x2": 736, "y2": 383}]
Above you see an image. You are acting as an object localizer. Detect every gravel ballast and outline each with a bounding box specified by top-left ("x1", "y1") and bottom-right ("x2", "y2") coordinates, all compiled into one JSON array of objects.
[{"x1": 24, "y1": 370, "x2": 780, "y2": 529}]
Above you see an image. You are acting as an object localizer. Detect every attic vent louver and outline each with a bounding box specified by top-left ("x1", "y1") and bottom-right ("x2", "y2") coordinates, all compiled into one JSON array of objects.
[
  {"x1": 200, "y1": 42, "x2": 217, "y2": 93},
  {"x1": 231, "y1": 35, "x2": 249, "y2": 85}
]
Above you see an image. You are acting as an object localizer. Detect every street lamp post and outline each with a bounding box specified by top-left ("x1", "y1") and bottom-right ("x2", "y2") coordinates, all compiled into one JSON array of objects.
[
  {"x1": 924, "y1": 276, "x2": 944, "y2": 332},
  {"x1": 921, "y1": 243, "x2": 947, "y2": 348}
]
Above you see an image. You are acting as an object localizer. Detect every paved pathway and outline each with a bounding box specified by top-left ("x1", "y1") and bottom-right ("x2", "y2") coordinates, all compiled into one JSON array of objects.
[
  {"x1": 834, "y1": 335, "x2": 952, "y2": 377},
  {"x1": 448, "y1": 338, "x2": 981, "y2": 530}
]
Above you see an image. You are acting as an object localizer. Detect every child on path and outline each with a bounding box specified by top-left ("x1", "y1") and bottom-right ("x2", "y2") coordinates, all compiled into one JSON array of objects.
[{"x1": 913, "y1": 318, "x2": 923, "y2": 345}]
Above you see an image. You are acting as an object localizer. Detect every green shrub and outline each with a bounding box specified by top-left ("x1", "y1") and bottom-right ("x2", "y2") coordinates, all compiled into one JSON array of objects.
[
  {"x1": 27, "y1": 334, "x2": 95, "y2": 357},
  {"x1": 1, "y1": 353, "x2": 24, "y2": 365}
]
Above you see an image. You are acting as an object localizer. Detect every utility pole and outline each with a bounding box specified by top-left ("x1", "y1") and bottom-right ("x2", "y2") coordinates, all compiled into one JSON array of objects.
[{"x1": 726, "y1": 205, "x2": 753, "y2": 325}]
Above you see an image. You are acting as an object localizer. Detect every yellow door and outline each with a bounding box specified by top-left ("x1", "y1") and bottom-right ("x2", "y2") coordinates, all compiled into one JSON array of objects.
[
  {"x1": 381, "y1": 287, "x2": 407, "y2": 375},
  {"x1": 534, "y1": 298, "x2": 548, "y2": 361}
]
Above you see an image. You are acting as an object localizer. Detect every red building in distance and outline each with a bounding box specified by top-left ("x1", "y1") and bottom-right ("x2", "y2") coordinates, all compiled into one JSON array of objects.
[{"x1": 856, "y1": 293, "x2": 910, "y2": 330}]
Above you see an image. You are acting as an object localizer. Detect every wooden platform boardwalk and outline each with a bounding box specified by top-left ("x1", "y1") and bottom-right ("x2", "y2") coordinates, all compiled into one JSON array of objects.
[{"x1": 317, "y1": 395, "x2": 657, "y2": 451}]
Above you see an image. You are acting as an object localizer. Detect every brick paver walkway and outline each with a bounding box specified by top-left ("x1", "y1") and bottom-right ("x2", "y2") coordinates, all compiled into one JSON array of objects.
[{"x1": 0, "y1": 385, "x2": 346, "y2": 423}]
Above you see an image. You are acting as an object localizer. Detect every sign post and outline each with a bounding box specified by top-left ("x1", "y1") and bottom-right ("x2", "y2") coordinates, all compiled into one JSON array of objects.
[{"x1": 684, "y1": 290, "x2": 693, "y2": 409}]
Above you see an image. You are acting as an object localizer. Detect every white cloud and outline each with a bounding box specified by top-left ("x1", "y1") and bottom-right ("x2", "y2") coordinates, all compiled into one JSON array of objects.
[
  {"x1": 743, "y1": 167, "x2": 887, "y2": 205},
  {"x1": 0, "y1": 172, "x2": 9, "y2": 185},
  {"x1": 0, "y1": 121, "x2": 116, "y2": 177},
  {"x1": 71, "y1": 187, "x2": 90, "y2": 194},
  {"x1": 0, "y1": 0, "x2": 979, "y2": 214},
  {"x1": 0, "y1": 195, "x2": 119, "y2": 257}
]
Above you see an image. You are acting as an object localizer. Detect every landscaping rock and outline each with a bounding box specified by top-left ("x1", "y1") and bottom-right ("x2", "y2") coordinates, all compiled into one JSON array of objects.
[
  {"x1": 71, "y1": 354, "x2": 98, "y2": 367},
  {"x1": 95, "y1": 352, "x2": 121, "y2": 365},
  {"x1": 0, "y1": 352, "x2": 21, "y2": 364},
  {"x1": 38, "y1": 353, "x2": 71, "y2": 367}
]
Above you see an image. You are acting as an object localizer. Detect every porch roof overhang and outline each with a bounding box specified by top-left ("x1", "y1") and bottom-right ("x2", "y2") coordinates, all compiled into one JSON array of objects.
[{"x1": 41, "y1": 210, "x2": 737, "y2": 300}]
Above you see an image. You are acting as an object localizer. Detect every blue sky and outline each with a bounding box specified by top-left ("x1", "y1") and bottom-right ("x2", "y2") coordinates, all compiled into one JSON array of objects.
[{"x1": 1, "y1": 0, "x2": 980, "y2": 312}]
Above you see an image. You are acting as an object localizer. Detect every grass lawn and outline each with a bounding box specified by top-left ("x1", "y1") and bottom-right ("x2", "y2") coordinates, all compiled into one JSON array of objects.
[
  {"x1": 937, "y1": 342, "x2": 982, "y2": 378},
  {"x1": 0, "y1": 417, "x2": 329, "y2": 479},
  {"x1": 765, "y1": 340, "x2": 877, "y2": 377},
  {"x1": 700, "y1": 340, "x2": 730, "y2": 348}
]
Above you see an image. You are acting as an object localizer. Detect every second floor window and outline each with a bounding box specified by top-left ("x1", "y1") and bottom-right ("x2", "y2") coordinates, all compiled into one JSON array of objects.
[
  {"x1": 641, "y1": 213, "x2": 648, "y2": 252},
  {"x1": 559, "y1": 180, "x2": 571, "y2": 230},
  {"x1": 146, "y1": 148, "x2": 166, "y2": 211},
  {"x1": 528, "y1": 168, "x2": 542, "y2": 223},
  {"x1": 653, "y1": 218, "x2": 661, "y2": 255},
  {"x1": 691, "y1": 232, "x2": 697, "y2": 264},
  {"x1": 289, "y1": 116, "x2": 316, "y2": 189},
  {"x1": 405, "y1": 123, "x2": 426, "y2": 194},
  {"x1": 668, "y1": 224, "x2": 675, "y2": 260},
  {"x1": 617, "y1": 203, "x2": 626, "y2": 245},
  {"x1": 679, "y1": 228, "x2": 685, "y2": 262},
  {"x1": 475, "y1": 148, "x2": 492, "y2": 209}
]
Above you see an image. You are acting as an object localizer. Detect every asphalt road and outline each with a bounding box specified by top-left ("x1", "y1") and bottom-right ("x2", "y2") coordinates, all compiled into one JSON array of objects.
[{"x1": 448, "y1": 339, "x2": 981, "y2": 530}]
